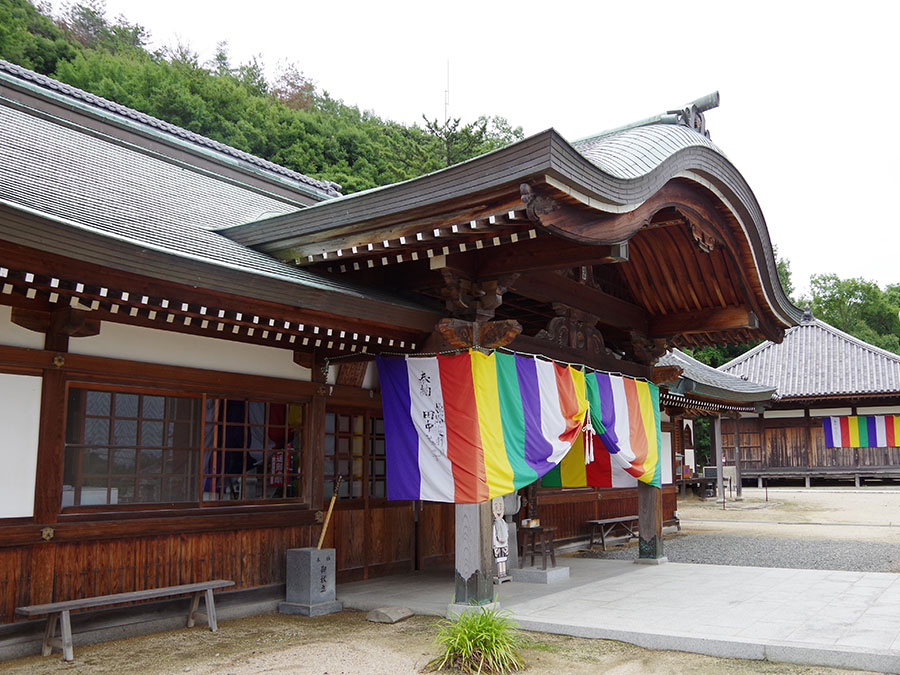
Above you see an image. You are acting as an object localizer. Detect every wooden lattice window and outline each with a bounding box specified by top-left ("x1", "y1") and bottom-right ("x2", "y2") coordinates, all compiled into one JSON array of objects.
[
  {"x1": 323, "y1": 410, "x2": 386, "y2": 500},
  {"x1": 63, "y1": 386, "x2": 306, "y2": 507}
]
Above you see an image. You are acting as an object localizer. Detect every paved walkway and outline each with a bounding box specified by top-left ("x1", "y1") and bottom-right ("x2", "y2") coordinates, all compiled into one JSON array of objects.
[{"x1": 337, "y1": 556, "x2": 900, "y2": 673}]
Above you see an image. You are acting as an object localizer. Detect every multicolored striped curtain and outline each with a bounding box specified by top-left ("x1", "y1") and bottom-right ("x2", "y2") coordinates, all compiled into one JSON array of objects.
[
  {"x1": 376, "y1": 350, "x2": 661, "y2": 504},
  {"x1": 823, "y1": 416, "x2": 900, "y2": 448}
]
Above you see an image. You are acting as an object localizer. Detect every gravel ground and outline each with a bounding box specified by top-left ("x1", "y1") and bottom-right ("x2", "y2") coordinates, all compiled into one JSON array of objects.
[{"x1": 582, "y1": 531, "x2": 900, "y2": 571}]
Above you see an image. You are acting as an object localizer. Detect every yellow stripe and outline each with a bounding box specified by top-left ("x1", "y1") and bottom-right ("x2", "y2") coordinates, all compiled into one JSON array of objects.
[
  {"x1": 848, "y1": 416, "x2": 860, "y2": 447},
  {"x1": 635, "y1": 379, "x2": 658, "y2": 483},
  {"x1": 559, "y1": 433, "x2": 587, "y2": 487},
  {"x1": 895, "y1": 416, "x2": 900, "y2": 445},
  {"x1": 569, "y1": 366, "x2": 589, "y2": 427},
  {"x1": 471, "y1": 351, "x2": 515, "y2": 498}
]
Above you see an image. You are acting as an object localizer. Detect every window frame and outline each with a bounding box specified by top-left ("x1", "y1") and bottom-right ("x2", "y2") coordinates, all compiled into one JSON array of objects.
[
  {"x1": 323, "y1": 407, "x2": 387, "y2": 505},
  {"x1": 62, "y1": 381, "x2": 311, "y2": 513}
]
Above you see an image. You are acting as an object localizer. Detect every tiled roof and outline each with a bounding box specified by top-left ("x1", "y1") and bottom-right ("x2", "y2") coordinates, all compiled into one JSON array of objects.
[
  {"x1": 658, "y1": 348, "x2": 775, "y2": 402},
  {"x1": 719, "y1": 315, "x2": 900, "y2": 399},
  {"x1": 0, "y1": 59, "x2": 342, "y2": 199},
  {"x1": 573, "y1": 124, "x2": 722, "y2": 180},
  {"x1": 0, "y1": 71, "x2": 433, "y2": 317}
]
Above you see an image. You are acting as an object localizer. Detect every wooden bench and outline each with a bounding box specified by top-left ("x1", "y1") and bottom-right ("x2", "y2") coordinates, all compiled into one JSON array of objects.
[
  {"x1": 585, "y1": 516, "x2": 639, "y2": 551},
  {"x1": 15, "y1": 579, "x2": 235, "y2": 662}
]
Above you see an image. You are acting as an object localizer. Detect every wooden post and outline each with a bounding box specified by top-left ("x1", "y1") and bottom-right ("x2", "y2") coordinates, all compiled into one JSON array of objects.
[
  {"x1": 453, "y1": 502, "x2": 494, "y2": 606},
  {"x1": 713, "y1": 416, "x2": 725, "y2": 504},
  {"x1": 636, "y1": 482, "x2": 665, "y2": 561},
  {"x1": 732, "y1": 414, "x2": 743, "y2": 501}
]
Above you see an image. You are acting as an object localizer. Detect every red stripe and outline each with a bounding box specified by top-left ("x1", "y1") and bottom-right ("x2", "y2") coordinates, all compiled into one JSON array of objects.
[
  {"x1": 887, "y1": 416, "x2": 896, "y2": 448},
  {"x1": 840, "y1": 417, "x2": 851, "y2": 448},
  {"x1": 553, "y1": 363, "x2": 582, "y2": 445},
  {"x1": 438, "y1": 352, "x2": 487, "y2": 503},
  {"x1": 622, "y1": 377, "x2": 649, "y2": 476},
  {"x1": 586, "y1": 435, "x2": 613, "y2": 487}
]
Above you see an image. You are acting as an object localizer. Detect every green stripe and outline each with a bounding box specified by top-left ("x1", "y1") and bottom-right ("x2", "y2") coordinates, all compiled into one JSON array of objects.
[
  {"x1": 541, "y1": 464, "x2": 562, "y2": 487},
  {"x1": 584, "y1": 372, "x2": 606, "y2": 435},
  {"x1": 495, "y1": 352, "x2": 538, "y2": 488},
  {"x1": 858, "y1": 416, "x2": 869, "y2": 448}
]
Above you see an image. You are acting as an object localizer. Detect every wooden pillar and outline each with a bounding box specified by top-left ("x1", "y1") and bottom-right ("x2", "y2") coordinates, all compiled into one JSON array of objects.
[
  {"x1": 636, "y1": 482, "x2": 664, "y2": 561},
  {"x1": 713, "y1": 416, "x2": 725, "y2": 503},
  {"x1": 732, "y1": 415, "x2": 743, "y2": 501},
  {"x1": 299, "y1": 351, "x2": 327, "y2": 511},
  {"x1": 453, "y1": 502, "x2": 494, "y2": 605}
]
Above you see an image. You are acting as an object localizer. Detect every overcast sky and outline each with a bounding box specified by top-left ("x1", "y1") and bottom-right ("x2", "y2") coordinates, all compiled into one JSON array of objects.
[{"x1": 80, "y1": 0, "x2": 898, "y2": 297}]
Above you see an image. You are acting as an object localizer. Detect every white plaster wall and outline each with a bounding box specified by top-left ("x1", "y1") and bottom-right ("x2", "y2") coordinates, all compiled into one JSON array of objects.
[
  {"x1": 70, "y1": 322, "x2": 312, "y2": 381},
  {"x1": 0, "y1": 305, "x2": 45, "y2": 349},
  {"x1": 857, "y1": 406, "x2": 900, "y2": 416},
  {"x1": 661, "y1": 428, "x2": 673, "y2": 484},
  {"x1": 0, "y1": 372, "x2": 42, "y2": 517},
  {"x1": 763, "y1": 409, "x2": 806, "y2": 419},
  {"x1": 809, "y1": 407, "x2": 853, "y2": 417}
]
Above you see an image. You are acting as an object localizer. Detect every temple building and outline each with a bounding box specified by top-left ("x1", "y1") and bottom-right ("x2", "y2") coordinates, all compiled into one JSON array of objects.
[
  {"x1": 719, "y1": 309, "x2": 900, "y2": 485},
  {"x1": 0, "y1": 57, "x2": 800, "y2": 649}
]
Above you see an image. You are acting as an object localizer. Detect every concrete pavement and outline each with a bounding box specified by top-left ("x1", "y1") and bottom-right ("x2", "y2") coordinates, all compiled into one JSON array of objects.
[{"x1": 337, "y1": 556, "x2": 900, "y2": 673}]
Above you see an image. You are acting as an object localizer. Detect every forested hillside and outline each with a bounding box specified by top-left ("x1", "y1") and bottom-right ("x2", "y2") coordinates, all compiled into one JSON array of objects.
[{"x1": 0, "y1": 0, "x2": 522, "y2": 193}]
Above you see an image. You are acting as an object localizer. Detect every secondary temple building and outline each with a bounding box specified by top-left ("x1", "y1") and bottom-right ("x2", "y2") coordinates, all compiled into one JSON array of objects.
[
  {"x1": 719, "y1": 309, "x2": 900, "y2": 485},
  {"x1": 0, "y1": 56, "x2": 800, "y2": 639}
]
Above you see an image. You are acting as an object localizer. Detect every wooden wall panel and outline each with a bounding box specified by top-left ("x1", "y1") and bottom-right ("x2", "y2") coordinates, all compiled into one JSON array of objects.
[
  {"x1": 0, "y1": 523, "x2": 322, "y2": 625},
  {"x1": 417, "y1": 502, "x2": 454, "y2": 569}
]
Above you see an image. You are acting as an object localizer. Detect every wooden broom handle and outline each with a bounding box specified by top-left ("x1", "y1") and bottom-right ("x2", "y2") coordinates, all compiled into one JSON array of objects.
[{"x1": 317, "y1": 476, "x2": 342, "y2": 550}]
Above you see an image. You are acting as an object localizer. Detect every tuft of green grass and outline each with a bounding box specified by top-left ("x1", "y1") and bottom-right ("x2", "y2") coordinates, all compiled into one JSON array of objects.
[{"x1": 427, "y1": 606, "x2": 525, "y2": 674}]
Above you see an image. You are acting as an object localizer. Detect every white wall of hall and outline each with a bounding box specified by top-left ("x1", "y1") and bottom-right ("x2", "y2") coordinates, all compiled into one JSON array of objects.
[
  {"x1": 0, "y1": 372, "x2": 42, "y2": 517},
  {"x1": 0, "y1": 305, "x2": 45, "y2": 349},
  {"x1": 69, "y1": 321, "x2": 313, "y2": 381}
]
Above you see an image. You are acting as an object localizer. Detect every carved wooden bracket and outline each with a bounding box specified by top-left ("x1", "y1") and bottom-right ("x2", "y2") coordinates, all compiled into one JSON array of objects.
[
  {"x1": 624, "y1": 331, "x2": 669, "y2": 365},
  {"x1": 520, "y1": 183, "x2": 558, "y2": 223},
  {"x1": 652, "y1": 365, "x2": 684, "y2": 385},
  {"x1": 688, "y1": 220, "x2": 718, "y2": 253},
  {"x1": 439, "y1": 270, "x2": 518, "y2": 321},
  {"x1": 534, "y1": 303, "x2": 609, "y2": 357},
  {"x1": 432, "y1": 318, "x2": 522, "y2": 351},
  {"x1": 11, "y1": 307, "x2": 101, "y2": 341}
]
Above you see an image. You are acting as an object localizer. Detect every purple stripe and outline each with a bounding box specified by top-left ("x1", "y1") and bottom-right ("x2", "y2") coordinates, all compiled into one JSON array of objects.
[
  {"x1": 376, "y1": 356, "x2": 421, "y2": 500},
  {"x1": 594, "y1": 372, "x2": 621, "y2": 454},
  {"x1": 823, "y1": 418, "x2": 834, "y2": 449},
  {"x1": 515, "y1": 354, "x2": 555, "y2": 474},
  {"x1": 867, "y1": 416, "x2": 878, "y2": 448}
]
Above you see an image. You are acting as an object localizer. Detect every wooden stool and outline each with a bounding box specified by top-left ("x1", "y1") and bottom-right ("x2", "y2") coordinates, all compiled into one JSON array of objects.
[{"x1": 518, "y1": 525, "x2": 557, "y2": 570}]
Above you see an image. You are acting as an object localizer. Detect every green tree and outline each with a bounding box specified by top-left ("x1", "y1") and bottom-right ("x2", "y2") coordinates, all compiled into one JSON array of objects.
[
  {"x1": 810, "y1": 274, "x2": 900, "y2": 354},
  {"x1": 423, "y1": 114, "x2": 524, "y2": 167},
  {"x1": 0, "y1": 0, "x2": 78, "y2": 75}
]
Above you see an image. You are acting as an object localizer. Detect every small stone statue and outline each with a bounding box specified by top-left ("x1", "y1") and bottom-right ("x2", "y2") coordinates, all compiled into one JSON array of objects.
[{"x1": 491, "y1": 496, "x2": 510, "y2": 582}]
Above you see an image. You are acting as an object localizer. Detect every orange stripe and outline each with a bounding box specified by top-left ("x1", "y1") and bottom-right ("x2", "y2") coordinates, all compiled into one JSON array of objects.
[
  {"x1": 622, "y1": 377, "x2": 649, "y2": 471},
  {"x1": 439, "y1": 352, "x2": 488, "y2": 503},
  {"x1": 553, "y1": 362, "x2": 582, "y2": 445}
]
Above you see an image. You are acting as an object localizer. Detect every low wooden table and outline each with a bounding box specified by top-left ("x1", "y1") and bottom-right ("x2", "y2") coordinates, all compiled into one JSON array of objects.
[
  {"x1": 518, "y1": 525, "x2": 557, "y2": 570},
  {"x1": 16, "y1": 579, "x2": 234, "y2": 662},
  {"x1": 585, "y1": 516, "x2": 639, "y2": 551}
]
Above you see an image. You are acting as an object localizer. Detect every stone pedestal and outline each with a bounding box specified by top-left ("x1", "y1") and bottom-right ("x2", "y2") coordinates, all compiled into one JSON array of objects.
[
  {"x1": 278, "y1": 547, "x2": 343, "y2": 617},
  {"x1": 510, "y1": 565, "x2": 569, "y2": 583}
]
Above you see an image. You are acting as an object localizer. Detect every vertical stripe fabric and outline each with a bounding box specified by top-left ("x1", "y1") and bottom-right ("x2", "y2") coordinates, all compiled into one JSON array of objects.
[
  {"x1": 377, "y1": 350, "x2": 662, "y2": 503},
  {"x1": 823, "y1": 416, "x2": 900, "y2": 449}
]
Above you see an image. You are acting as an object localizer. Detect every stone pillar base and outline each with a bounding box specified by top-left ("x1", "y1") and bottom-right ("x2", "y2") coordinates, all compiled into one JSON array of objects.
[
  {"x1": 634, "y1": 556, "x2": 669, "y2": 565},
  {"x1": 278, "y1": 600, "x2": 343, "y2": 617}
]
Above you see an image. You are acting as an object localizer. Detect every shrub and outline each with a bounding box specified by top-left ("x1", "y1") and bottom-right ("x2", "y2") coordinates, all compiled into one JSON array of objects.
[{"x1": 428, "y1": 606, "x2": 525, "y2": 674}]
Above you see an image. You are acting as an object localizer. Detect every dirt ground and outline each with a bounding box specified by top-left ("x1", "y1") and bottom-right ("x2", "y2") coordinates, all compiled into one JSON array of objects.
[
  {"x1": 677, "y1": 486, "x2": 900, "y2": 544},
  {"x1": 6, "y1": 487, "x2": 899, "y2": 675}
]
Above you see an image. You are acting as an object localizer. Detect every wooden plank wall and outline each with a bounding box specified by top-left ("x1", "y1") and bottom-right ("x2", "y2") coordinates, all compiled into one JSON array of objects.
[
  {"x1": 0, "y1": 524, "x2": 320, "y2": 625},
  {"x1": 723, "y1": 416, "x2": 900, "y2": 471},
  {"x1": 537, "y1": 486, "x2": 677, "y2": 543}
]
